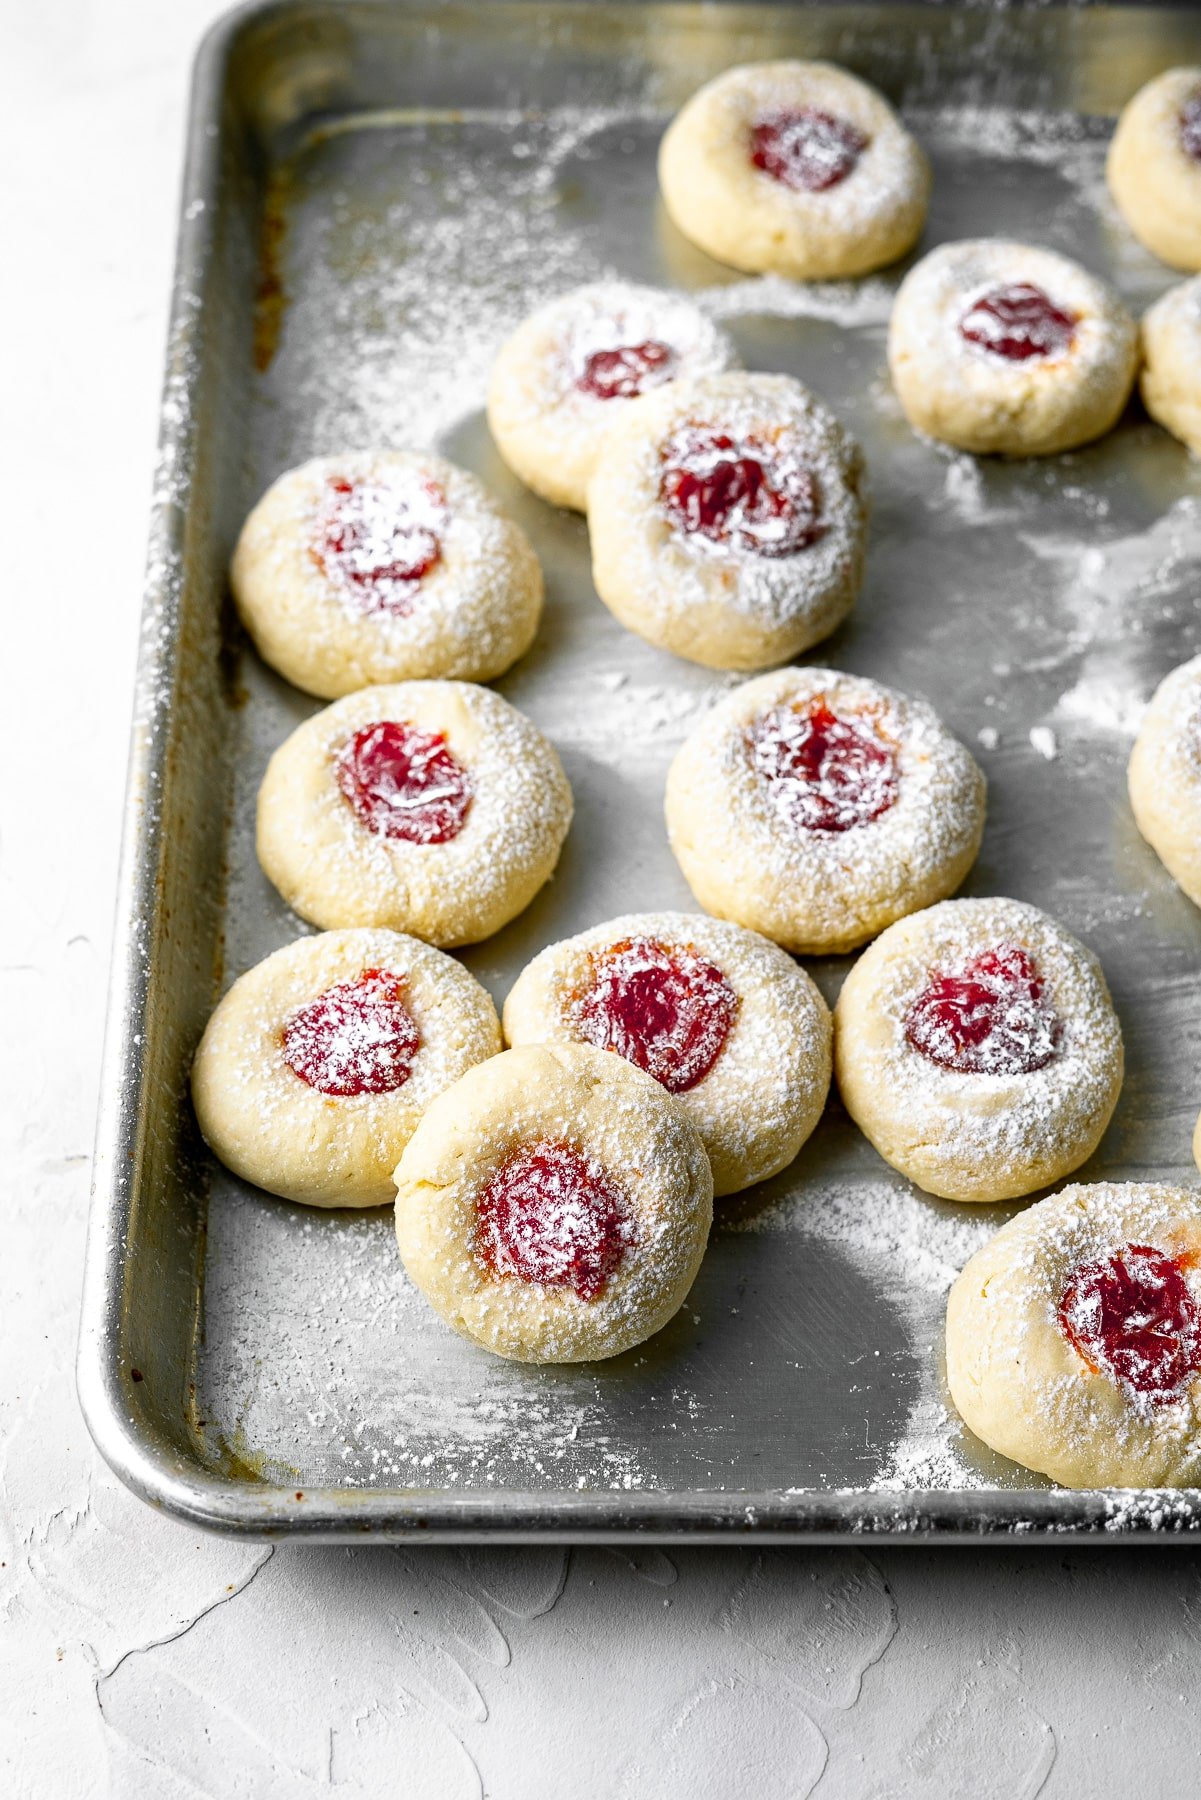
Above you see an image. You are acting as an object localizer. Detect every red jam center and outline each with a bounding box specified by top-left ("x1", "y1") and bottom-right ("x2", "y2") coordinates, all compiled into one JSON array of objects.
[
  {"x1": 335, "y1": 721, "x2": 472, "y2": 844},
  {"x1": 577, "y1": 339, "x2": 676, "y2": 400},
  {"x1": 750, "y1": 108, "x2": 868, "y2": 192},
  {"x1": 282, "y1": 967, "x2": 420, "y2": 1097},
  {"x1": 474, "y1": 1141, "x2": 636, "y2": 1302},
  {"x1": 659, "y1": 427, "x2": 824, "y2": 556},
  {"x1": 748, "y1": 699, "x2": 899, "y2": 833},
  {"x1": 1058, "y1": 1245, "x2": 1201, "y2": 1405},
  {"x1": 1181, "y1": 93, "x2": 1201, "y2": 162},
  {"x1": 570, "y1": 936, "x2": 739, "y2": 1094},
  {"x1": 959, "y1": 283, "x2": 1077, "y2": 363},
  {"x1": 315, "y1": 474, "x2": 444, "y2": 616},
  {"x1": 904, "y1": 944, "x2": 1062, "y2": 1075}
]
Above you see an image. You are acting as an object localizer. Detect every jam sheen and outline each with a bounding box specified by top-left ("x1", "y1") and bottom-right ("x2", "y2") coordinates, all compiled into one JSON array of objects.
[
  {"x1": 335, "y1": 720, "x2": 473, "y2": 844},
  {"x1": 659, "y1": 427, "x2": 824, "y2": 557},
  {"x1": 577, "y1": 339, "x2": 676, "y2": 401},
  {"x1": 570, "y1": 936, "x2": 739, "y2": 1094},
  {"x1": 750, "y1": 108, "x2": 868, "y2": 193},
  {"x1": 474, "y1": 1141, "x2": 636, "y2": 1301},
  {"x1": 1182, "y1": 93, "x2": 1201, "y2": 162},
  {"x1": 904, "y1": 943, "x2": 1062, "y2": 1076},
  {"x1": 1058, "y1": 1244, "x2": 1201, "y2": 1405},
  {"x1": 314, "y1": 474, "x2": 445, "y2": 615},
  {"x1": 282, "y1": 967, "x2": 420, "y2": 1096},
  {"x1": 959, "y1": 283, "x2": 1078, "y2": 363},
  {"x1": 748, "y1": 699, "x2": 899, "y2": 834}
]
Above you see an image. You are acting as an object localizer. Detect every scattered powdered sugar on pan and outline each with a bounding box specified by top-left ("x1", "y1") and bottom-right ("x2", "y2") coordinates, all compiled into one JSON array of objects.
[
  {"x1": 195, "y1": 1198, "x2": 656, "y2": 1492},
  {"x1": 263, "y1": 106, "x2": 666, "y2": 459},
  {"x1": 723, "y1": 1177, "x2": 998, "y2": 1489},
  {"x1": 699, "y1": 272, "x2": 895, "y2": 330}
]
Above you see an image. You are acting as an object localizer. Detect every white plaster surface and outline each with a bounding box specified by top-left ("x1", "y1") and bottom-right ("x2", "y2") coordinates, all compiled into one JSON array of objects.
[{"x1": 5, "y1": 4, "x2": 1201, "y2": 1795}]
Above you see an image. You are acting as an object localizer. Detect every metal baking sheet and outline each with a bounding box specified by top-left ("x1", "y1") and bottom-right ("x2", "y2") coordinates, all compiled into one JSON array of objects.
[{"x1": 79, "y1": 0, "x2": 1201, "y2": 1540}]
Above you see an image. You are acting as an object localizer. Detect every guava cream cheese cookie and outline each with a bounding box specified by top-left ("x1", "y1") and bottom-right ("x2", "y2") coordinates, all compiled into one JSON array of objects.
[
  {"x1": 1108, "y1": 68, "x2": 1201, "y2": 272},
  {"x1": 1128, "y1": 653, "x2": 1201, "y2": 907},
  {"x1": 835, "y1": 899, "x2": 1123, "y2": 1204},
  {"x1": 947, "y1": 1182, "x2": 1201, "y2": 1487},
  {"x1": 658, "y1": 61, "x2": 930, "y2": 280},
  {"x1": 502, "y1": 912, "x2": 831, "y2": 1196},
  {"x1": 888, "y1": 240, "x2": 1138, "y2": 456},
  {"x1": 256, "y1": 681, "x2": 573, "y2": 946},
  {"x1": 665, "y1": 668, "x2": 985, "y2": 955},
  {"x1": 230, "y1": 451, "x2": 543, "y2": 698},
  {"x1": 588, "y1": 373, "x2": 866, "y2": 671},
  {"x1": 486, "y1": 282, "x2": 740, "y2": 513},
  {"x1": 191, "y1": 929, "x2": 501, "y2": 1208},
  {"x1": 1140, "y1": 278, "x2": 1201, "y2": 455},
  {"x1": 393, "y1": 1043, "x2": 713, "y2": 1363}
]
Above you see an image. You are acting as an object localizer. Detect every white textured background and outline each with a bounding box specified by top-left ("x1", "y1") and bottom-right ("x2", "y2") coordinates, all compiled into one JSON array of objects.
[{"x1": 6, "y1": 3, "x2": 1201, "y2": 1794}]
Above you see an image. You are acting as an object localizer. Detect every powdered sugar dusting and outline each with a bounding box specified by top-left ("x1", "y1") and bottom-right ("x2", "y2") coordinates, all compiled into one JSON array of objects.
[
  {"x1": 315, "y1": 470, "x2": 447, "y2": 616},
  {"x1": 723, "y1": 1177, "x2": 996, "y2": 1491}
]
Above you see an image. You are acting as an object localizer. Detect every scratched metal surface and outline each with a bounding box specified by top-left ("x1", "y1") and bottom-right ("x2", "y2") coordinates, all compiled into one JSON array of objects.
[{"x1": 79, "y1": 0, "x2": 1201, "y2": 1538}]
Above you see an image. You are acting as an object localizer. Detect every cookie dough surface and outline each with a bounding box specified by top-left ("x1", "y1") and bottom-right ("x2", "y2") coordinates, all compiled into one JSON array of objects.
[
  {"x1": 487, "y1": 282, "x2": 739, "y2": 512},
  {"x1": 1140, "y1": 277, "x2": 1201, "y2": 455},
  {"x1": 888, "y1": 239, "x2": 1138, "y2": 456},
  {"x1": 835, "y1": 897, "x2": 1123, "y2": 1203},
  {"x1": 1108, "y1": 67, "x2": 1201, "y2": 272},
  {"x1": 1129, "y1": 652, "x2": 1201, "y2": 907},
  {"x1": 502, "y1": 911, "x2": 832, "y2": 1196},
  {"x1": 393, "y1": 1043, "x2": 713, "y2": 1363},
  {"x1": 947, "y1": 1182, "x2": 1201, "y2": 1487},
  {"x1": 659, "y1": 60, "x2": 930, "y2": 279},
  {"x1": 231, "y1": 451, "x2": 543, "y2": 698},
  {"x1": 191, "y1": 928, "x2": 502, "y2": 1207},
  {"x1": 665, "y1": 666, "x2": 985, "y2": 955},
  {"x1": 588, "y1": 372, "x2": 867, "y2": 672},
  {"x1": 256, "y1": 680, "x2": 573, "y2": 946}
]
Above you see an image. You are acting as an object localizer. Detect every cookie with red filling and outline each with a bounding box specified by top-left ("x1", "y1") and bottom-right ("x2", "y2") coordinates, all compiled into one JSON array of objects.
[
  {"x1": 486, "y1": 282, "x2": 739, "y2": 512},
  {"x1": 231, "y1": 451, "x2": 543, "y2": 698},
  {"x1": 588, "y1": 372, "x2": 867, "y2": 671},
  {"x1": 946, "y1": 1182, "x2": 1201, "y2": 1486},
  {"x1": 888, "y1": 239, "x2": 1137, "y2": 456},
  {"x1": 256, "y1": 680, "x2": 572, "y2": 946},
  {"x1": 658, "y1": 61, "x2": 929, "y2": 280},
  {"x1": 393, "y1": 1044, "x2": 713, "y2": 1363},
  {"x1": 665, "y1": 667, "x2": 985, "y2": 955},
  {"x1": 1129, "y1": 652, "x2": 1201, "y2": 912},
  {"x1": 1108, "y1": 68, "x2": 1201, "y2": 273},
  {"x1": 835, "y1": 898, "x2": 1123, "y2": 1203},
  {"x1": 191, "y1": 929, "x2": 501, "y2": 1207},
  {"x1": 503, "y1": 911, "x2": 832, "y2": 1195}
]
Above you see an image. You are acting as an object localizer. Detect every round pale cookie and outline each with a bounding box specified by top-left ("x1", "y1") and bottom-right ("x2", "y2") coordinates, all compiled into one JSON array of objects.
[
  {"x1": 230, "y1": 451, "x2": 543, "y2": 699},
  {"x1": 393, "y1": 1043, "x2": 713, "y2": 1363},
  {"x1": 658, "y1": 60, "x2": 930, "y2": 280},
  {"x1": 191, "y1": 929, "x2": 501, "y2": 1208},
  {"x1": 256, "y1": 680, "x2": 573, "y2": 947},
  {"x1": 1108, "y1": 68, "x2": 1201, "y2": 272},
  {"x1": 947, "y1": 1182, "x2": 1201, "y2": 1487},
  {"x1": 888, "y1": 239, "x2": 1138, "y2": 456},
  {"x1": 835, "y1": 898, "x2": 1124, "y2": 1204},
  {"x1": 502, "y1": 911, "x2": 831, "y2": 1197},
  {"x1": 1129, "y1": 653, "x2": 1201, "y2": 906},
  {"x1": 1140, "y1": 277, "x2": 1201, "y2": 454},
  {"x1": 486, "y1": 282, "x2": 740, "y2": 513},
  {"x1": 588, "y1": 372, "x2": 866, "y2": 672},
  {"x1": 665, "y1": 667, "x2": 985, "y2": 956}
]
